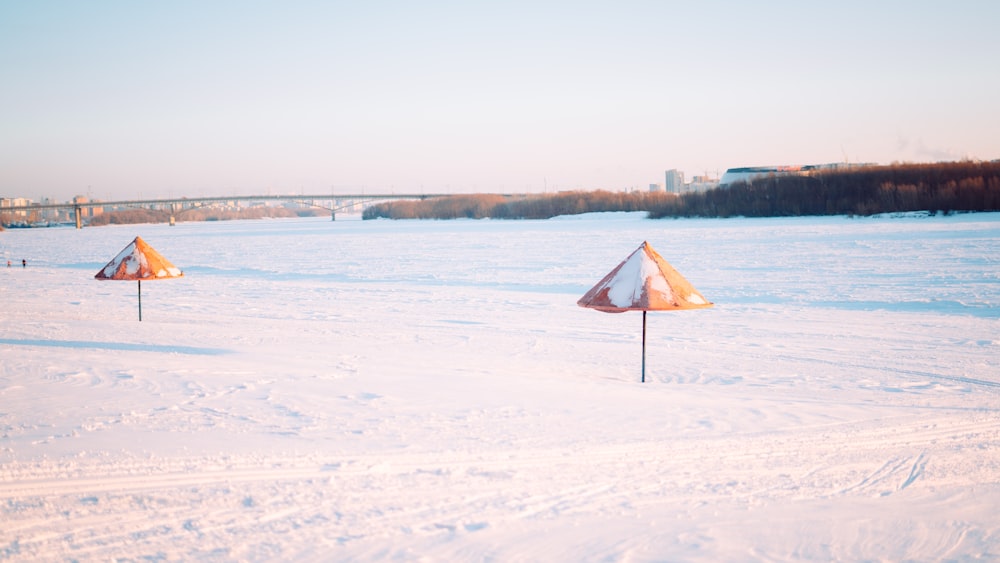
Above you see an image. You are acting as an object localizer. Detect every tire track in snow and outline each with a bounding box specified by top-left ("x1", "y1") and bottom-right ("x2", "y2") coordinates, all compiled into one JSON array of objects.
[
  {"x1": 3, "y1": 411, "x2": 1000, "y2": 559},
  {"x1": 3, "y1": 410, "x2": 995, "y2": 502},
  {"x1": 0, "y1": 445, "x2": 686, "y2": 557},
  {"x1": 837, "y1": 453, "x2": 927, "y2": 497},
  {"x1": 768, "y1": 351, "x2": 1000, "y2": 391},
  {"x1": 900, "y1": 452, "x2": 928, "y2": 490}
]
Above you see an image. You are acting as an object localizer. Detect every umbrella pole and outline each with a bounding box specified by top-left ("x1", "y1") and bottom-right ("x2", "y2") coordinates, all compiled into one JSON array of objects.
[
  {"x1": 641, "y1": 310, "x2": 646, "y2": 383},
  {"x1": 138, "y1": 279, "x2": 142, "y2": 322}
]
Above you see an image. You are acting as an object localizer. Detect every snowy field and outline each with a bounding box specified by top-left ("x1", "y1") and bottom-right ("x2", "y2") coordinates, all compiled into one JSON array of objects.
[{"x1": 1, "y1": 211, "x2": 998, "y2": 561}]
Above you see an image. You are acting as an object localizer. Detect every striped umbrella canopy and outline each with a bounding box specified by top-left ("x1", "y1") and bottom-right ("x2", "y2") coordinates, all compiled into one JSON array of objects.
[
  {"x1": 95, "y1": 236, "x2": 183, "y2": 321},
  {"x1": 578, "y1": 241, "x2": 712, "y2": 381}
]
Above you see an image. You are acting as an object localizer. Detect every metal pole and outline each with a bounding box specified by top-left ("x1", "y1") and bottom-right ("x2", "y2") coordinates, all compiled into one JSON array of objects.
[
  {"x1": 641, "y1": 310, "x2": 646, "y2": 383},
  {"x1": 138, "y1": 280, "x2": 142, "y2": 322}
]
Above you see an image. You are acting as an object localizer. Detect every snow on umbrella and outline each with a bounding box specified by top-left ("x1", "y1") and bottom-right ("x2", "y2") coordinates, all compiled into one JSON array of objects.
[
  {"x1": 578, "y1": 241, "x2": 712, "y2": 382},
  {"x1": 95, "y1": 236, "x2": 183, "y2": 321}
]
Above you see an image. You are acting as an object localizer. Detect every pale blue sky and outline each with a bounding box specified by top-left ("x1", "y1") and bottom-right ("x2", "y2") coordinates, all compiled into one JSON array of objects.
[{"x1": 2, "y1": 1, "x2": 998, "y2": 201}]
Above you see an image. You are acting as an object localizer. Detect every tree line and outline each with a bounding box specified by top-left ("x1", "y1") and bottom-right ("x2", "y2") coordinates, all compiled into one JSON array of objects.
[
  {"x1": 649, "y1": 160, "x2": 1000, "y2": 218},
  {"x1": 362, "y1": 191, "x2": 675, "y2": 220},
  {"x1": 88, "y1": 206, "x2": 325, "y2": 226},
  {"x1": 362, "y1": 160, "x2": 1000, "y2": 220}
]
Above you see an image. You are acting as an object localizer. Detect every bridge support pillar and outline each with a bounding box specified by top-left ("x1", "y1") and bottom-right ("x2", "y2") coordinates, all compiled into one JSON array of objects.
[{"x1": 74, "y1": 206, "x2": 83, "y2": 229}]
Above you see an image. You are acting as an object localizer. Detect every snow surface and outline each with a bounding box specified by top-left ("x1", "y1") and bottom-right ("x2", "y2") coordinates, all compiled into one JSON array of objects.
[{"x1": 1, "y1": 212, "x2": 999, "y2": 561}]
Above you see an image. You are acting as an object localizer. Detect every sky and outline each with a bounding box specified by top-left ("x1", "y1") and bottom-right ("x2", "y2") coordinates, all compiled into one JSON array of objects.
[{"x1": 2, "y1": 1, "x2": 999, "y2": 202}]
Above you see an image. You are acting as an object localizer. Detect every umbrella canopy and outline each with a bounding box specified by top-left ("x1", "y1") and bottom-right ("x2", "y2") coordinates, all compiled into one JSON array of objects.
[
  {"x1": 577, "y1": 241, "x2": 712, "y2": 313},
  {"x1": 95, "y1": 236, "x2": 183, "y2": 321},
  {"x1": 95, "y1": 236, "x2": 183, "y2": 281},
  {"x1": 578, "y1": 241, "x2": 712, "y2": 382}
]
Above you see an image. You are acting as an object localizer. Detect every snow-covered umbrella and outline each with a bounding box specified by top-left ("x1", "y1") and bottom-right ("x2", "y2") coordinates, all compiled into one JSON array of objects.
[
  {"x1": 95, "y1": 236, "x2": 183, "y2": 321},
  {"x1": 578, "y1": 241, "x2": 713, "y2": 382}
]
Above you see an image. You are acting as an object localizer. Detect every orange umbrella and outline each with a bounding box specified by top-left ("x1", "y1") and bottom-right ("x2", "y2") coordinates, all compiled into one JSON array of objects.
[
  {"x1": 578, "y1": 241, "x2": 712, "y2": 382},
  {"x1": 95, "y1": 236, "x2": 183, "y2": 321}
]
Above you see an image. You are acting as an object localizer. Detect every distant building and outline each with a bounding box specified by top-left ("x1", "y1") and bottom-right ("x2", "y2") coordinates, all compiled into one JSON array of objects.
[
  {"x1": 688, "y1": 175, "x2": 720, "y2": 193},
  {"x1": 719, "y1": 166, "x2": 803, "y2": 186},
  {"x1": 663, "y1": 170, "x2": 720, "y2": 194},
  {"x1": 73, "y1": 195, "x2": 104, "y2": 218},
  {"x1": 38, "y1": 198, "x2": 67, "y2": 222},
  {"x1": 664, "y1": 169, "x2": 685, "y2": 194},
  {"x1": 649, "y1": 183, "x2": 663, "y2": 193},
  {"x1": 1, "y1": 197, "x2": 32, "y2": 219},
  {"x1": 719, "y1": 162, "x2": 876, "y2": 187}
]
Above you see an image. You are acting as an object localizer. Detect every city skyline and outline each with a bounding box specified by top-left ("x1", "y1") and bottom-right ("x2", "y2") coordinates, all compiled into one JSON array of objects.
[{"x1": 2, "y1": 1, "x2": 999, "y2": 202}]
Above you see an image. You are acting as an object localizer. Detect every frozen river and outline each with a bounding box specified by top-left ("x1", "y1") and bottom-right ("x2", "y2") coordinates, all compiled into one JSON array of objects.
[{"x1": 1, "y1": 212, "x2": 998, "y2": 560}]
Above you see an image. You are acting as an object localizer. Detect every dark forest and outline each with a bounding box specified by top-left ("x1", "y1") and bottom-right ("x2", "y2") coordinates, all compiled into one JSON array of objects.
[{"x1": 363, "y1": 161, "x2": 1000, "y2": 220}]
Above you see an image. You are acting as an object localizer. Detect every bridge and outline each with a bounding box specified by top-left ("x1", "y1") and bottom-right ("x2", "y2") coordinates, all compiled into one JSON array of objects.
[{"x1": 1, "y1": 193, "x2": 448, "y2": 228}]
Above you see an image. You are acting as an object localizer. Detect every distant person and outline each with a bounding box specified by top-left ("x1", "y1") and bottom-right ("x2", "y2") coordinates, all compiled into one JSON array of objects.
[
  {"x1": 22, "y1": 259, "x2": 26, "y2": 268},
  {"x1": 6, "y1": 260, "x2": 9, "y2": 267}
]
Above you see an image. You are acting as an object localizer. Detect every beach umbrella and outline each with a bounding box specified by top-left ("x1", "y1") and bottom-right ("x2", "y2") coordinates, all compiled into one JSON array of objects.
[
  {"x1": 578, "y1": 241, "x2": 713, "y2": 382},
  {"x1": 95, "y1": 236, "x2": 183, "y2": 321}
]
